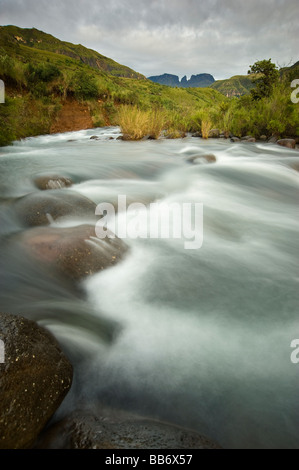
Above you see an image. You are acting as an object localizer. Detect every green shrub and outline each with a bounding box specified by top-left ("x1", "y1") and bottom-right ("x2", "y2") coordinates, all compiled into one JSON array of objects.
[
  {"x1": 72, "y1": 71, "x2": 99, "y2": 100},
  {"x1": 26, "y1": 63, "x2": 61, "y2": 84}
]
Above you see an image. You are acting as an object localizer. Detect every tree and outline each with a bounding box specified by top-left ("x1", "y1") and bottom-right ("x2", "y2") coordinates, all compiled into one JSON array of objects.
[{"x1": 248, "y1": 59, "x2": 279, "y2": 100}]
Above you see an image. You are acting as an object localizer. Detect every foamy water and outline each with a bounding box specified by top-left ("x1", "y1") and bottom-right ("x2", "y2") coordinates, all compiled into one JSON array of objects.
[{"x1": 0, "y1": 128, "x2": 298, "y2": 448}]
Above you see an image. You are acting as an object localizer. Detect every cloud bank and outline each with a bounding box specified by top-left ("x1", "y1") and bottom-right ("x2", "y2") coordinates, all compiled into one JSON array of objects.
[{"x1": 0, "y1": 0, "x2": 298, "y2": 79}]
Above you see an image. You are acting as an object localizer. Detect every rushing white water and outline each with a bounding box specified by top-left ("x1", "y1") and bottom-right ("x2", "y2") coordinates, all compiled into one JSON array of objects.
[{"x1": 0, "y1": 127, "x2": 298, "y2": 449}]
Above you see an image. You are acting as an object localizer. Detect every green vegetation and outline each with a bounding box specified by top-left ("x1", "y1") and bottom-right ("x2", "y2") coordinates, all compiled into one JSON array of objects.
[
  {"x1": 210, "y1": 74, "x2": 256, "y2": 97},
  {"x1": 248, "y1": 59, "x2": 280, "y2": 100},
  {"x1": 0, "y1": 25, "x2": 145, "y2": 80},
  {"x1": 201, "y1": 81, "x2": 299, "y2": 138},
  {"x1": 280, "y1": 61, "x2": 299, "y2": 83},
  {"x1": 0, "y1": 95, "x2": 60, "y2": 146},
  {"x1": 0, "y1": 26, "x2": 224, "y2": 145},
  {"x1": 0, "y1": 26, "x2": 298, "y2": 146},
  {"x1": 117, "y1": 106, "x2": 166, "y2": 140}
]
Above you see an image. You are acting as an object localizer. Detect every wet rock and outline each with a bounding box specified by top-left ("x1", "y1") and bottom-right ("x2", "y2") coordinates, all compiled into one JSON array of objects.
[
  {"x1": 208, "y1": 129, "x2": 220, "y2": 138},
  {"x1": 16, "y1": 224, "x2": 128, "y2": 281},
  {"x1": 120, "y1": 134, "x2": 132, "y2": 141},
  {"x1": 221, "y1": 131, "x2": 230, "y2": 139},
  {"x1": 0, "y1": 312, "x2": 72, "y2": 449},
  {"x1": 187, "y1": 154, "x2": 216, "y2": 164},
  {"x1": 268, "y1": 136, "x2": 278, "y2": 143},
  {"x1": 230, "y1": 137, "x2": 240, "y2": 142},
  {"x1": 290, "y1": 162, "x2": 299, "y2": 172},
  {"x1": 166, "y1": 130, "x2": 186, "y2": 139},
  {"x1": 141, "y1": 134, "x2": 156, "y2": 140},
  {"x1": 90, "y1": 136, "x2": 99, "y2": 140},
  {"x1": 192, "y1": 132, "x2": 202, "y2": 138},
  {"x1": 13, "y1": 190, "x2": 97, "y2": 227},
  {"x1": 260, "y1": 135, "x2": 267, "y2": 141},
  {"x1": 34, "y1": 175, "x2": 73, "y2": 191},
  {"x1": 35, "y1": 408, "x2": 221, "y2": 449},
  {"x1": 277, "y1": 139, "x2": 296, "y2": 149},
  {"x1": 241, "y1": 136, "x2": 256, "y2": 142},
  {"x1": 202, "y1": 154, "x2": 217, "y2": 163}
]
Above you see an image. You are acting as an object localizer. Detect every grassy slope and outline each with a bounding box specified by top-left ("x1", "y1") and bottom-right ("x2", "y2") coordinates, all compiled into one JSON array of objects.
[
  {"x1": 0, "y1": 25, "x2": 145, "y2": 79},
  {"x1": 0, "y1": 26, "x2": 225, "y2": 145},
  {"x1": 210, "y1": 61, "x2": 299, "y2": 97},
  {"x1": 1, "y1": 26, "x2": 296, "y2": 145},
  {"x1": 280, "y1": 61, "x2": 299, "y2": 82},
  {"x1": 210, "y1": 74, "x2": 256, "y2": 96}
]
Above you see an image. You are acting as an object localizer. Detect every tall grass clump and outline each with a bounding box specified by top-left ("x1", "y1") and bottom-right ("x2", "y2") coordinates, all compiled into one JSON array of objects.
[
  {"x1": 200, "y1": 111, "x2": 213, "y2": 139},
  {"x1": 117, "y1": 105, "x2": 166, "y2": 140},
  {"x1": 188, "y1": 110, "x2": 214, "y2": 138}
]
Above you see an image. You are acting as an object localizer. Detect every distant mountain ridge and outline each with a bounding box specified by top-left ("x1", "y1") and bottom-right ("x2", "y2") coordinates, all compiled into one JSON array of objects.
[{"x1": 148, "y1": 73, "x2": 215, "y2": 88}]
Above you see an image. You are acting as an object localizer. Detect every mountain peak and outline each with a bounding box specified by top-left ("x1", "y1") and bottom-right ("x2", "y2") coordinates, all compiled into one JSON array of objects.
[{"x1": 148, "y1": 73, "x2": 215, "y2": 88}]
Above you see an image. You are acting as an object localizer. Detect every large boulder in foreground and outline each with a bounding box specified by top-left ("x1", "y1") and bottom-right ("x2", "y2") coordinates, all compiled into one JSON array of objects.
[
  {"x1": 13, "y1": 190, "x2": 97, "y2": 227},
  {"x1": 0, "y1": 313, "x2": 73, "y2": 449},
  {"x1": 16, "y1": 224, "x2": 128, "y2": 281},
  {"x1": 35, "y1": 408, "x2": 221, "y2": 449}
]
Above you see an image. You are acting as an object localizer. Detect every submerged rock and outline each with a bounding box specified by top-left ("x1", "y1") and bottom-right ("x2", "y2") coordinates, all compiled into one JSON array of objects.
[
  {"x1": 0, "y1": 312, "x2": 72, "y2": 449},
  {"x1": 14, "y1": 190, "x2": 97, "y2": 227},
  {"x1": 34, "y1": 175, "x2": 73, "y2": 191},
  {"x1": 35, "y1": 408, "x2": 221, "y2": 449},
  {"x1": 290, "y1": 162, "x2": 299, "y2": 172},
  {"x1": 186, "y1": 154, "x2": 216, "y2": 164},
  {"x1": 277, "y1": 139, "x2": 296, "y2": 149},
  {"x1": 16, "y1": 224, "x2": 128, "y2": 281}
]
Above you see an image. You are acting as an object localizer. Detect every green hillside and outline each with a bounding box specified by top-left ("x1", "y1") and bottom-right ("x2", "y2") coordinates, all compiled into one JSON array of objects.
[
  {"x1": 280, "y1": 60, "x2": 299, "y2": 82},
  {"x1": 0, "y1": 26, "x2": 297, "y2": 145},
  {"x1": 0, "y1": 25, "x2": 145, "y2": 79},
  {"x1": 210, "y1": 61, "x2": 299, "y2": 97},
  {"x1": 210, "y1": 74, "x2": 256, "y2": 96},
  {"x1": 0, "y1": 25, "x2": 226, "y2": 145}
]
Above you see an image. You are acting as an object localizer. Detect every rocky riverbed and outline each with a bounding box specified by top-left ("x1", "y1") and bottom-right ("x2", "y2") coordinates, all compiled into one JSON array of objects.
[{"x1": 0, "y1": 127, "x2": 298, "y2": 449}]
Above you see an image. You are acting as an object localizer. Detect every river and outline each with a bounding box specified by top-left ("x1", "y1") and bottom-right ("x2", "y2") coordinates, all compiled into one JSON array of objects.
[{"x1": 0, "y1": 127, "x2": 298, "y2": 449}]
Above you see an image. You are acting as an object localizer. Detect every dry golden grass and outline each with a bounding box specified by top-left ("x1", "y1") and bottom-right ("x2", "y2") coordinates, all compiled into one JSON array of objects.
[
  {"x1": 117, "y1": 106, "x2": 166, "y2": 140},
  {"x1": 201, "y1": 119, "x2": 212, "y2": 139}
]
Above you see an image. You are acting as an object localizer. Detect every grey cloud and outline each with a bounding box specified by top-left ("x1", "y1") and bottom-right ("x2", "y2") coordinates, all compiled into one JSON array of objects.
[{"x1": 0, "y1": 0, "x2": 298, "y2": 79}]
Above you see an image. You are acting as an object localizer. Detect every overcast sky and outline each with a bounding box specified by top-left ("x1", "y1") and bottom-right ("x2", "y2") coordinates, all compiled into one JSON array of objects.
[{"x1": 0, "y1": 0, "x2": 298, "y2": 80}]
